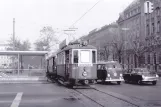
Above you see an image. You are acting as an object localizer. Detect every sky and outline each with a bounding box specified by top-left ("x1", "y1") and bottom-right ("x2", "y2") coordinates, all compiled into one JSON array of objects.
[{"x1": 0, "y1": 0, "x2": 133, "y2": 49}]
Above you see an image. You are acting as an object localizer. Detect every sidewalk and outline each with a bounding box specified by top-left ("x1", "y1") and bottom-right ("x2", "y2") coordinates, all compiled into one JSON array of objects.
[{"x1": 0, "y1": 76, "x2": 50, "y2": 84}]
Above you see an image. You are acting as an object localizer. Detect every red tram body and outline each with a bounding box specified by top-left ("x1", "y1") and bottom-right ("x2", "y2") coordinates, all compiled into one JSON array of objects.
[{"x1": 46, "y1": 39, "x2": 97, "y2": 86}]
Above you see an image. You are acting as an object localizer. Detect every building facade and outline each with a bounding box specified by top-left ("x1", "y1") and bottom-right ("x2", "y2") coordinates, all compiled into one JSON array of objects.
[
  {"x1": 144, "y1": 0, "x2": 161, "y2": 73},
  {"x1": 0, "y1": 44, "x2": 12, "y2": 68},
  {"x1": 118, "y1": 0, "x2": 161, "y2": 73},
  {"x1": 79, "y1": 23, "x2": 119, "y2": 61},
  {"x1": 117, "y1": 0, "x2": 145, "y2": 69}
]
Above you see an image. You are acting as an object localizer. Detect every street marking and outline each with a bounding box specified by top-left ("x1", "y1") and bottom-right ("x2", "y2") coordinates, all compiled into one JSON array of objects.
[{"x1": 10, "y1": 92, "x2": 23, "y2": 107}]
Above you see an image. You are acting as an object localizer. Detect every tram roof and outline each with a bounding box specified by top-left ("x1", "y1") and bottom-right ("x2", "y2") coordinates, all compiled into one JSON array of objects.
[
  {"x1": 57, "y1": 44, "x2": 97, "y2": 54},
  {"x1": 0, "y1": 51, "x2": 48, "y2": 55}
]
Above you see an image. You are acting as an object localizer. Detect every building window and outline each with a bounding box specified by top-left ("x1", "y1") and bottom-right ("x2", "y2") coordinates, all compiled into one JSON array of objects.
[
  {"x1": 156, "y1": 7, "x2": 160, "y2": 16},
  {"x1": 146, "y1": 24, "x2": 150, "y2": 35},
  {"x1": 157, "y1": 21, "x2": 160, "y2": 33},
  {"x1": 159, "y1": 53, "x2": 161, "y2": 64},
  {"x1": 152, "y1": 22, "x2": 155, "y2": 34},
  {"x1": 130, "y1": 11, "x2": 133, "y2": 16},
  {"x1": 126, "y1": 14, "x2": 128, "y2": 18},
  {"x1": 138, "y1": 7, "x2": 140, "y2": 12},
  {"x1": 148, "y1": 54, "x2": 150, "y2": 64},
  {"x1": 136, "y1": 8, "x2": 139, "y2": 13},
  {"x1": 130, "y1": 54, "x2": 133, "y2": 64},
  {"x1": 131, "y1": 11, "x2": 133, "y2": 16},
  {"x1": 140, "y1": 55, "x2": 145, "y2": 65}
]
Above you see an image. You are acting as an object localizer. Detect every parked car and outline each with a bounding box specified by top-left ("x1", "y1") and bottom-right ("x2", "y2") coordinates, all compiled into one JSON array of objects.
[
  {"x1": 97, "y1": 61, "x2": 124, "y2": 85},
  {"x1": 123, "y1": 68, "x2": 159, "y2": 85}
]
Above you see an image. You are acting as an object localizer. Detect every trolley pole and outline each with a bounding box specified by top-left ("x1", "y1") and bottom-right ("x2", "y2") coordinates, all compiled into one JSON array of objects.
[{"x1": 64, "y1": 27, "x2": 78, "y2": 42}]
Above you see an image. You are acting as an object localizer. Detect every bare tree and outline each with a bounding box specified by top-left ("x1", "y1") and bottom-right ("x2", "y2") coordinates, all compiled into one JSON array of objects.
[
  {"x1": 21, "y1": 40, "x2": 31, "y2": 51},
  {"x1": 7, "y1": 36, "x2": 31, "y2": 70},
  {"x1": 34, "y1": 39, "x2": 50, "y2": 51},
  {"x1": 130, "y1": 36, "x2": 147, "y2": 67},
  {"x1": 34, "y1": 26, "x2": 59, "y2": 51},
  {"x1": 111, "y1": 29, "x2": 124, "y2": 63},
  {"x1": 102, "y1": 26, "x2": 125, "y2": 63},
  {"x1": 103, "y1": 44, "x2": 110, "y2": 61},
  {"x1": 7, "y1": 36, "x2": 31, "y2": 51}
]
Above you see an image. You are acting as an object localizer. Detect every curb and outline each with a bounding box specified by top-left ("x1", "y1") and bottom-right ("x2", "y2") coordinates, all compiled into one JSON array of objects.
[
  {"x1": 0, "y1": 77, "x2": 51, "y2": 84},
  {"x1": 0, "y1": 77, "x2": 47, "y2": 80},
  {"x1": 0, "y1": 80, "x2": 51, "y2": 84}
]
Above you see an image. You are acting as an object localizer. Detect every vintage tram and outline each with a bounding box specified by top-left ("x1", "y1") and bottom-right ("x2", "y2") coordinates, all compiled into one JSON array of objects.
[{"x1": 46, "y1": 39, "x2": 97, "y2": 87}]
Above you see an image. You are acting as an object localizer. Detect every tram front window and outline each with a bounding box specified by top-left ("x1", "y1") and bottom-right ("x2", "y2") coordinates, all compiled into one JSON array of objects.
[{"x1": 80, "y1": 50, "x2": 90, "y2": 63}]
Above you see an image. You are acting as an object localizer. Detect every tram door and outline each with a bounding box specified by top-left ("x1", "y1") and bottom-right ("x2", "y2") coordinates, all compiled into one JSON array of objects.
[
  {"x1": 52, "y1": 57, "x2": 56, "y2": 73},
  {"x1": 65, "y1": 50, "x2": 70, "y2": 79}
]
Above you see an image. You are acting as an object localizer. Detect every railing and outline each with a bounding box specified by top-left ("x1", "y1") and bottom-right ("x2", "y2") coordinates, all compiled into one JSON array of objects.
[{"x1": 0, "y1": 69, "x2": 46, "y2": 77}]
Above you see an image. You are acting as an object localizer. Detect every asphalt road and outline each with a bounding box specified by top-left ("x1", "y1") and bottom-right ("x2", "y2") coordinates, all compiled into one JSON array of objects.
[
  {"x1": 0, "y1": 83, "x2": 100, "y2": 107},
  {"x1": 94, "y1": 78, "x2": 161, "y2": 107},
  {"x1": 0, "y1": 78, "x2": 160, "y2": 107}
]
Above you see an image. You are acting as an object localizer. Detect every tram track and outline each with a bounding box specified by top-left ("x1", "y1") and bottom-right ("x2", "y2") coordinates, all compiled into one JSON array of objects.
[
  {"x1": 90, "y1": 86, "x2": 140, "y2": 107},
  {"x1": 73, "y1": 88, "x2": 105, "y2": 107},
  {"x1": 71, "y1": 86, "x2": 140, "y2": 107},
  {"x1": 54, "y1": 79, "x2": 140, "y2": 107}
]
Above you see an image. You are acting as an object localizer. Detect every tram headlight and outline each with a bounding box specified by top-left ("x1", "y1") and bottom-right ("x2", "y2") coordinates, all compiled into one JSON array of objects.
[
  {"x1": 82, "y1": 72, "x2": 88, "y2": 77},
  {"x1": 120, "y1": 74, "x2": 123, "y2": 77}
]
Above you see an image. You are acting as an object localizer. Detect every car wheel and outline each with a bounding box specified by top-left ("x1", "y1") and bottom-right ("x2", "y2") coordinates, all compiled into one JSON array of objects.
[
  {"x1": 125, "y1": 80, "x2": 128, "y2": 83},
  {"x1": 117, "y1": 81, "x2": 121, "y2": 85},
  {"x1": 152, "y1": 81, "x2": 157, "y2": 85},
  {"x1": 138, "y1": 80, "x2": 142, "y2": 85}
]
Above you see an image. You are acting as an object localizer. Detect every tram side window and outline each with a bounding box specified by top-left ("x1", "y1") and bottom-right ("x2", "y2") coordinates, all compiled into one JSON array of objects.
[
  {"x1": 58, "y1": 54, "x2": 60, "y2": 64},
  {"x1": 69, "y1": 52, "x2": 72, "y2": 63},
  {"x1": 92, "y1": 51, "x2": 96, "y2": 63},
  {"x1": 73, "y1": 50, "x2": 78, "y2": 63}
]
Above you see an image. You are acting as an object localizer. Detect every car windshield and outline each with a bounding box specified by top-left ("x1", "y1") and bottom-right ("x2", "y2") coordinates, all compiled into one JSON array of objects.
[{"x1": 105, "y1": 62, "x2": 122, "y2": 69}]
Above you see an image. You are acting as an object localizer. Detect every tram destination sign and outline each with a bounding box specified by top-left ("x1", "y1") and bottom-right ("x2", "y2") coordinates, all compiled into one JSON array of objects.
[{"x1": 59, "y1": 39, "x2": 69, "y2": 49}]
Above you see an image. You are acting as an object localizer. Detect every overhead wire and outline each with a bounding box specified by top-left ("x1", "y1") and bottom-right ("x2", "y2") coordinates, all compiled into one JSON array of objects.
[
  {"x1": 66, "y1": 0, "x2": 103, "y2": 41},
  {"x1": 69, "y1": 0, "x2": 103, "y2": 28},
  {"x1": 47, "y1": 0, "x2": 103, "y2": 49}
]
